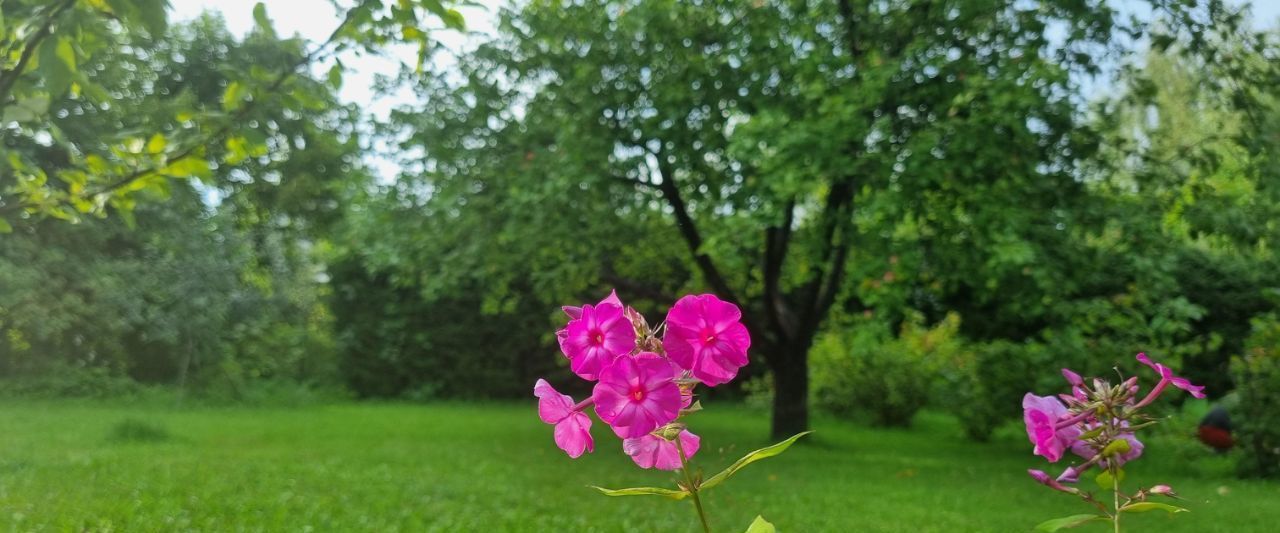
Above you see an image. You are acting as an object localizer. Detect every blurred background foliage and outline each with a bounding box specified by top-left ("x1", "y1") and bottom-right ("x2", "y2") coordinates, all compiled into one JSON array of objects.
[{"x1": 2, "y1": 0, "x2": 1279, "y2": 477}]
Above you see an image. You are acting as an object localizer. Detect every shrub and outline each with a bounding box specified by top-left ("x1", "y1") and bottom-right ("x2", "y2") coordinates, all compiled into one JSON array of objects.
[
  {"x1": 940, "y1": 340, "x2": 1048, "y2": 441},
  {"x1": 0, "y1": 364, "x2": 139, "y2": 399},
  {"x1": 813, "y1": 313, "x2": 961, "y2": 427},
  {"x1": 1232, "y1": 313, "x2": 1280, "y2": 478}
]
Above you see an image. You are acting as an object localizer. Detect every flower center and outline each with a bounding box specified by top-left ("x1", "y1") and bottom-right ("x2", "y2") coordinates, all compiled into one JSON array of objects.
[
  {"x1": 700, "y1": 328, "x2": 717, "y2": 345},
  {"x1": 631, "y1": 388, "x2": 646, "y2": 402},
  {"x1": 590, "y1": 330, "x2": 604, "y2": 346}
]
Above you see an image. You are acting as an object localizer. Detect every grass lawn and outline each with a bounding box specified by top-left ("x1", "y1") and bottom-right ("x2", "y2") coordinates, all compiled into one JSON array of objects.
[{"x1": 0, "y1": 401, "x2": 1276, "y2": 531}]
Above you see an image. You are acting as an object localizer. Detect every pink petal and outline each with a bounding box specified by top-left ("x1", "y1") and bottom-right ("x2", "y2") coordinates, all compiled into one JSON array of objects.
[
  {"x1": 553, "y1": 412, "x2": 594, "y2": 458},
  {"x1": 599, "y1": 289, "x2": 623, "y2": 308},
  {"x1": 534, "y1": 379, "x2": 573, "y2": 424},
  {"x1": 623, "y1": 430, "x2": 700, "y2": 471}
]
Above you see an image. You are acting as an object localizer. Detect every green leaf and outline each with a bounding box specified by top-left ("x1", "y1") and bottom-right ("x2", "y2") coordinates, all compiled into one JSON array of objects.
[
  {"x1": 589, "y1": 485, "x2": 688, "y2": 500},
  {"x1": 222, "y1": 81, "x2": 245, "y2": 111},
  {"x1": 55, "y1": 38, "x2": 77, "y2": 73},
  {"x1": 252, "y1": 2, "x2": 274, "y2": 35},
  {"x1": 441, "y1": 9, "x2": 466, "y2": 31},
  {"x1": 1101, "y1": 439, "x2": 1131, "y2": 457},
  {"x1": 1119, "y1": 502, "x2": 1188, "y2": 514},
  {"x1": 699, "y1": 431, "x2": 811, "y2": 491},
  {"x1": 3, "y1": 95, "x2": 51, "y2": 123},
  {"x1": 225, "y1": 136, "x2": 249, "y2": 164},
  {"x1": 1034, "y1": 514, "x2": 1110, "y2": 531},
  {"x1": 327, "y1": 63, "x2": 344, "y2": 90},
  {"x1": 745, "y1": 515, "x2": 776, "y2": 533},
  {"x1": 1094, "y1": 468, "x2": 1125, "y2": 490},
  {"x1": 146, "y1": 133, "x2": 167, "y2": 154},
  {"x1": 0, "y1": 218, "x2": 13, "y2": 234}
]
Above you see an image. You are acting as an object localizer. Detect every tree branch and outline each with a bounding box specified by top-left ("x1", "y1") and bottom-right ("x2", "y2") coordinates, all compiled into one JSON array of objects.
[
  {"x1": 0, "y1": 0, "x2": 78, "y2": 106},
  {"x1": 2, "y1": 0, "x2": 368, "y2": 217},
  {"x1": 763, "y1": 197, "x2": 796, "y2": 341},
  {"x1": 652, "y1": 150, "x2": 742, "y2": 308}
]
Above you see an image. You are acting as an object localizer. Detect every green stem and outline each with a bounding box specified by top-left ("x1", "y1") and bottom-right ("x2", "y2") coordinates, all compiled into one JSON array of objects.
[
  {"x1": 675, "y1": 437, "x2": 711, "y2": 533},
  {"x1": 1111, "y1": 463, "x2": 1121, "y2": 533}
]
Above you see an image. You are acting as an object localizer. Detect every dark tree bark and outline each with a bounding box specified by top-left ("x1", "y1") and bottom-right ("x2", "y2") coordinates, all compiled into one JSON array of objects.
[{"x1": 768, "y1": 339, "x2": 812, "y2": 439}]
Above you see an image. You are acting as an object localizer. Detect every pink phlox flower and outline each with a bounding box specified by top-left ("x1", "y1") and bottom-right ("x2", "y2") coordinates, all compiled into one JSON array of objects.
[
  {"x1": 1070, "y1": 421, "x2": 1144, "y2": 467},
  {"x1": 662, "y1": 294, "x2": 751, "y2": 386},
  {"x1": 561, "y1": 298, "x2": 636, "y2": 381},
  {"x1": 533, "y1": 379, "x2": 594, "y2": 458},
  {"x1": 1136, "y1": 352, "x2": 1206, "y2": 399},
  {"x1": 593, "y1": 352, "x2": 682, "y2": 438},
  {"x1": 1023, "y1": 393, "x2": 1082, "y2": 463},
  {"x1": 623, "y1": 430, "x2": 700, "y2": 470}
]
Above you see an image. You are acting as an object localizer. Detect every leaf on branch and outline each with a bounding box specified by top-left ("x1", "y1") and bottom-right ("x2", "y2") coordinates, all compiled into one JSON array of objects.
[
  {"x1": 1034, "y1": 514, "x2": 1110, "y2": 531},
  {"x1": 252, "y1": 2, "x2": 274, "y2": 35},
  {"x1": 222, "y1": 81, "x2": 245, "y2": 112},
  {"x1": 699, "y1": 431, "x2": 812, "y2": 491},
  {"x1": 589, "y1": 485, "x2": 688, "y2": 500},
  {"x1": 1119, "y1": 502, "x2": 1188, "y2": 514},
  {"x1": 745, "y1": 515, "x2": 776, "y2": 533}
]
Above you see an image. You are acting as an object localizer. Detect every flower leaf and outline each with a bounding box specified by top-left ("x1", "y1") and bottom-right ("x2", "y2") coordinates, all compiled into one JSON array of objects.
[
  {"x1": 589, "y1": 485, "x2": 688, "y2": 500},
  {"x1": 699, "y1": 431, "x2": 812, "y2": 491},
  {"x1": 1119, "y1": 502, "x2": 1189, "y2": 514},
  {"x1": 1094, "y1": 468, "x2": 1125, "y2": 489},
  {"x1": 1034, "y1": 514, "x2": 1110, "y2": 531},
  {"x1": 745, "y1": 515, "x2": 776, "y2": 533}
]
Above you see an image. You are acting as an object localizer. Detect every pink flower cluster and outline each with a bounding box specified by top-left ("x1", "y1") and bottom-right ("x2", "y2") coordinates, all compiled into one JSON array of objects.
[
  {"x1": 535, "y1": 291, "x2": 750, "y2": 470},
  {"x1": 1023, "y1": 352, "x2": 1204, "y2": 489}
]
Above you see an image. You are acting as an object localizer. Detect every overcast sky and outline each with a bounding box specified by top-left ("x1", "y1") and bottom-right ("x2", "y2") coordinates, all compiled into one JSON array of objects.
[{"x1": 168, "y1": 0, "x2": 1279, "y2": 181}]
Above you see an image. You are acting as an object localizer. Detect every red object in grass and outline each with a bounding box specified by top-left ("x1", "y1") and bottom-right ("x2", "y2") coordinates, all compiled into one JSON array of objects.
[{"x1": 1198, "y1": 425, "x2": 1234, "y2": 451}]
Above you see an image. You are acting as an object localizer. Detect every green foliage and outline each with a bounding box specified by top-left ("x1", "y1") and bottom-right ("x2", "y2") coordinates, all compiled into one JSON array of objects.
[
  {"x1": 698, "y1": 431, "x2": 810, "y2": 491},
  {"x1": 0, "y1": 0, "x2": 461, "y2": 223},
  {"x1": 0, "y1": 363, "x2": 139, "y2": 399},
  {"x1": 327, "y1": 258, "x2": 552, "y2": 399},
  {"x1": 812, "y1": 315, "x2": 962, "y2": 427},
  {"x1": 941, "y1": 340, "x2": 1048, "y2": 441},
  {"x1": 1232, "y1": 314, "x2": 1280, "y2": 478}
]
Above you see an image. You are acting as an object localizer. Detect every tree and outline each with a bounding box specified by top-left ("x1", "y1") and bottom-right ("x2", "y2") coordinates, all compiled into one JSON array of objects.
[
  {"x1": 0, "y1": 13, "x2": 364, "y2": 393},
  {"x1": 1, "y1": 0, "x2": 464, "y2": 228},
  {"x1": 377, "y1": 0, "x2": 1240, "y2": 438}
]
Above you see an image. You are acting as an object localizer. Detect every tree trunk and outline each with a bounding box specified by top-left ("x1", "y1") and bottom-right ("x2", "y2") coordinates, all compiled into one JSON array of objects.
[{"x1": 770, "y1": 345, "x2": 809, "y2": 440}]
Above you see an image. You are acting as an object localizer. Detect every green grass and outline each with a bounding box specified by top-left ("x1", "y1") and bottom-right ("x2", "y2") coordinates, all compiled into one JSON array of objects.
[{"x1": 0, "y1": 401, "x2": 1276, "y2": 531}]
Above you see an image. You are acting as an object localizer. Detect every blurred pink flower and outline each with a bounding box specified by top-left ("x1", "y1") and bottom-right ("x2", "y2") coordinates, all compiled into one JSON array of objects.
[
  {"x1": 593, "y1": 352, "x2": 682, "y2": 438},
  {"x1": 1136, "y1": 352, "x2": 1206, "y2": 399},
  {"x1": 623, "y1": 430, "x2": 701, "y2": 470},
  {"x1": 1023, "y1": 393, "x2": 1082, "y2": 463},
  {"x1": 662, "y1": 294, "x2": 751, "y2": 386},
  {"x1": 534, "y1": 379, "x2": 594, "y2": 458},
  {"x1": 561, "y1": 297, "x2": 636, "y2": 381}
]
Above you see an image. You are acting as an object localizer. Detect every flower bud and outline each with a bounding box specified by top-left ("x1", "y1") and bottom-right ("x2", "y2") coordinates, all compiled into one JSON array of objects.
[{"x1": 1056, "y1": 466, "x2": 1081, "y2": 484}]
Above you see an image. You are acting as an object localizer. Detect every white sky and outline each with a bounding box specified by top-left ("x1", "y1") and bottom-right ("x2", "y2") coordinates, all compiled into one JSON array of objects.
[{"x1": 168, "y1": 0, "x2": 1278, "y2": 182}]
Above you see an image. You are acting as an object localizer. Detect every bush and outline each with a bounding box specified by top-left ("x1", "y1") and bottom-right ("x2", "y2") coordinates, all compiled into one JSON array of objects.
[
  {"x1": 813, "y1": 313, "x2": 961, "y2": 427},
  {"x1": 939, "y1": 340, "x2": 1048, "y2": 441},
  {"x1": 1232, "y1": 314, "x2": 1280, "y2": 478},
  {"x1": 0, "y1": 364, "x2": 140, "y2": 399}
]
